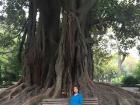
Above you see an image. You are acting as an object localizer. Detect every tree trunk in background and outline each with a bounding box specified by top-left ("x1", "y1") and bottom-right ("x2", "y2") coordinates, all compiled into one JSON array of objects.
[{"x1": 118, "y1": 47, "x2": 127, "y2": 75}]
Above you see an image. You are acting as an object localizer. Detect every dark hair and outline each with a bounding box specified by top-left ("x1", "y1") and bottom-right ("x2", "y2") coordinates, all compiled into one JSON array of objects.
[
  {"x1": 72, "y1": 84, "x2": 80, "y2": 94},
  {"x1": 73, "y1": 84, "x2": 80, "y2": 89}
]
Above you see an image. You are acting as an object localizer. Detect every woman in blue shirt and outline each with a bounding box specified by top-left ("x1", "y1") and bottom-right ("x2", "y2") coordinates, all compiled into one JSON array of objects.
[{"x1": 69, "y1": 85, "x2": 83, "y2": 105}]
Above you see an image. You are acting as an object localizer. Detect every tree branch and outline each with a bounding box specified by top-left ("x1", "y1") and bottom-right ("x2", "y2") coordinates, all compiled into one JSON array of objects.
[{"x1": 120, "y1": 53, "x2": 127, "y2": 65}]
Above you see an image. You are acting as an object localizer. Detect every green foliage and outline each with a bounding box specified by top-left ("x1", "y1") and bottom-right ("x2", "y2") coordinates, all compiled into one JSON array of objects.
[
  {"x1": 93, "y1": 40, "x2": 118, "y2": 82},
  {"x1": 111, "y1": 56, "x2": 140, "y2": 86},
  {"x1": 123, "y1": 55, "x2": 138, "y2": 73},
  {"x1": 122, "y1": 75, "x2": 139, "y2": 86},
  {"x1": 91, "y1": 0, "x2": 140, "y2": 53},
  {"x1": 92, "y1": 0, "x2": 140, "y2": 83},
  {"x1": 133, "y1": 61, "x2": 140, "y2": 83},
  {"x1": 0, "y1": 0, "x2": 26, "y2": 87},
  {"x1": 111, "y1": 75, "x2": 124, "y2": 86},
  {"x1": 0, "y1": 48, "x2": 22, "y2": 87},
  {"x1": 93, "y1": 33, "x2": 113, "y2": 82},
  {"x1": 112, "y1": 1, "x2": 140, "y2": 51},
  {"x1": 5, "y1": 0, "x2": 26, "y2": 27}
]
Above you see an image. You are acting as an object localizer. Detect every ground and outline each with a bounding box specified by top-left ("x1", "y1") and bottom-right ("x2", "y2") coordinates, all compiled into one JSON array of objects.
[{"x1": 0, "y1": 82, "x2": 140, "y2": 105}]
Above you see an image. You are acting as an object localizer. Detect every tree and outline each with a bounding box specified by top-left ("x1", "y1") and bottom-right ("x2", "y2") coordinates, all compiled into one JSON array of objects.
[
  {"x1": 23, "y1": 0, "x2": 96, "y2": 96},
  {"x1": 1, "y1": 0, "x2": 96, "y2": 104},
  {"x1": 92, "y1": 0, "x2": 140, "y2": 73},
  {"x1": 133, "y1": 61, "x2": 140, "y2": 83},
  {"x1": 0, "y1": 23, "x2": 22, "y2": 87},
  {"x1": 0, "y1": 0, "x2": 140, "y2": 105},
  {"x1": 92, "y1": 32, "x2": 113, "y2": 82}
]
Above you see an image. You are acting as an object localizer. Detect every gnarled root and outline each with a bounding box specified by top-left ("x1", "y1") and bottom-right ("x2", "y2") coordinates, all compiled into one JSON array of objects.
[{"x1": 8, "y1": 83, "x2": 26, "y2": 99}]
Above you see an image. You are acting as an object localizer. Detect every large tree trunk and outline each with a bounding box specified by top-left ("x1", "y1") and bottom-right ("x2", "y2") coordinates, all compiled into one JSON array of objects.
[
  {"x1": 0, "y1": 0, "x2": 140, "y2": 105},
  {"x1": 24, "y1": 0, "x2": 61, "y2": 88},
  {"x1": 22, "y1": 0, "x2": 95, "y2": 98}
]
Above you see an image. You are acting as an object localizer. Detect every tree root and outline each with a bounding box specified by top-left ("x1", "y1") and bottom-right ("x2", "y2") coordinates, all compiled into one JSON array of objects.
[
  {"x1": 0, "y1": 77, "x2": 23, "y2": 99},
  {"x1": 93, "y1": 83, "x2": 140, "y2": 105},
  {"x1": 0, "y1": 96, "x2": 9, "y2": 103},
  {"x1": 0, "y1": 81, "x2": 140, "y2": 105},
  {"x1": 7, "y1": 77, "x2": 23, "y2": 90},
  {"x1": 8, "y1": 83, "x2": 26, "y2": 99},
  {"x1": 22, "y1": 85, "x2": 54, "y2": 105}
]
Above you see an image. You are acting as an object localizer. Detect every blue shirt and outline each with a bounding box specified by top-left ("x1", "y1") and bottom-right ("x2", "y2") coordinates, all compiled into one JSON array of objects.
[{"x1": 69, "y1": 93, "x2": 83, "y2": 105}]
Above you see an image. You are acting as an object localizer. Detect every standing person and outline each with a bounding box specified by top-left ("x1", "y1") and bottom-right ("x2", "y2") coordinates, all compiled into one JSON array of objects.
[{"x1": 69, "y1": 85, "x2": 83, "y2": 105}]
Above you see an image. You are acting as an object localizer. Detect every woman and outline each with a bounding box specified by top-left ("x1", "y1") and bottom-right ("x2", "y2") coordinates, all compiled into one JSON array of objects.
[{"x1": 69, "y1": 85, "x2": 83, "y2": 105}]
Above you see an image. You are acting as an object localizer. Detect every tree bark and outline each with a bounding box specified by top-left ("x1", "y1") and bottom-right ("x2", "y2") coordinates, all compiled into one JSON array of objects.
[
  {"x1": 22, "y1": 0, "x2": 96, "y2": 96},
  {"x1": 1, "y1": 1, "x2": 140, "y2": 105}
]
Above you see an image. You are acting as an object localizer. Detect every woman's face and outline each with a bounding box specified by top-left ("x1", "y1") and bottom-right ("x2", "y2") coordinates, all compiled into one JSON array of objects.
[{"x1": 73, "y1": 87, "x2": 79, "y2": 93}]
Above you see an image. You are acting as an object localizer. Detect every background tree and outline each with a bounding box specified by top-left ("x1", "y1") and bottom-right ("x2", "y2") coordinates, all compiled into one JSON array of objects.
[
  {"x1": 0, "y1": 22, "x2": 22, "y2": 87},
  {"x1": 91, "y1": 0, "x2": 140, "y2": 74}
]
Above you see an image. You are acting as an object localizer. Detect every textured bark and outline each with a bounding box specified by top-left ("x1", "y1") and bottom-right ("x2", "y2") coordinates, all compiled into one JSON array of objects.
[
  {"x1": 1, "y1": 0, "x2": 140, "y2": 105},
  {"x1": 24, "y1": 0, "x2": 61, "y2": 87},
  {"x1": 23, "y1": 0, "x2": 95, "y2": 94}
]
